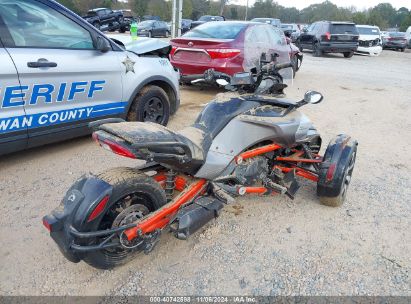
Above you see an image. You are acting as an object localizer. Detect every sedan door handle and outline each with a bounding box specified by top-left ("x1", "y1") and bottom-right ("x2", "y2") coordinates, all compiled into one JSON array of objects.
[{"x1": 27, "y1": 58, "x2": 57, "y2": 68}]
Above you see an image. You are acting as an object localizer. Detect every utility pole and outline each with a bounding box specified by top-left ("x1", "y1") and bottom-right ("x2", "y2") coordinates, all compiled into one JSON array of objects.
[
  {"x1": 171, "y1": 0, "x2": 177, "y2": 38},
  {"x1": 245, "y1": 0, "x2": 249, "y2": 20},
  {"x1": 178, "y1": 0, "x2": 183, "y2": 37}
]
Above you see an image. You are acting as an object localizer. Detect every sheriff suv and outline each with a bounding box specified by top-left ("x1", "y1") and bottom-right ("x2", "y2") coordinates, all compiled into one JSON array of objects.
[
  {"x1": 0, "y1": 0, "x2": 180, "y2": 156},
  {"x1": 297, "y1": 21, "x2": 359, "y2": 58}
]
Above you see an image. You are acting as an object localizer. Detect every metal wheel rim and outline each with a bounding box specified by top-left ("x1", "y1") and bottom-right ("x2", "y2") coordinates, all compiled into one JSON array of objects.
[
  {"x1": 98, "y1": 193, "x2": 152, "y2": 257},
  {"x1": 143, "y1": 97, "x2": 165, "y2": 123}
]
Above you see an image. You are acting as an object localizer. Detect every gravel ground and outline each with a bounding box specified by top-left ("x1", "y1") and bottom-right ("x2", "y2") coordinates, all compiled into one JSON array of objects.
[{"x1": 0, "y1": 50, "x2": 410, "y2": 296}]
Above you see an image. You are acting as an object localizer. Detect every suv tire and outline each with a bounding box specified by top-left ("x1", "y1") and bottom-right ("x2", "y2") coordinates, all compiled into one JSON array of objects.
[
  {"x1": 313, "y1": 42, "x2": 322, "y2": 57},
  {"x1": 127, "y1": 85, "x2": 170, "y2": 125},
  {"x1": 343, "y1": 51, "x2": 354, "y2": 58}
]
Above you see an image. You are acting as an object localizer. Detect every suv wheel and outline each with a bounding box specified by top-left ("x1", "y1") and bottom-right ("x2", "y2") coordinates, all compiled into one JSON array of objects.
[
  {"x1": 313, "y1": 42, "x2": 322, "y2": 57},
  {"x1": 343, "y1": 51, "x2": 354, "y2": 58},
  {"x1": 296, "y1": 40, "x2": 303, "y2": 52},
  {"x1": 127, "y1": 85, "x2": 170, "y2": 125}
]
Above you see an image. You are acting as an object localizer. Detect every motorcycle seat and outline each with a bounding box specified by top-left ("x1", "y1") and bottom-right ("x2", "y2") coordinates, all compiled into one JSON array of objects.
[{"x1": 98, "y1": 122, "x2": 206, "y2": 162}]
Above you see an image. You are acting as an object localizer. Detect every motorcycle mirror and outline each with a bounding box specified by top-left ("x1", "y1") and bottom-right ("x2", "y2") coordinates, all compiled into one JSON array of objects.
[
  {"x1": 216, "y1": 79, "x2": 229, "y2": 86},
  {"x1": 304, "y1": 90, "x2": 323, "y2": 104}
]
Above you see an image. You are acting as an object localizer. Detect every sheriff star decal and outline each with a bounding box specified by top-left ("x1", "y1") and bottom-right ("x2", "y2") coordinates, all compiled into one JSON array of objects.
[{"x1": 122, "y1": 56, "x2": 135, "y2": 73}]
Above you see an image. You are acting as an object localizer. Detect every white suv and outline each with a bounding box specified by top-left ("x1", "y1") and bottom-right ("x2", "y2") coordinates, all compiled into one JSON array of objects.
[{"x1": 356, "y1": 25, "x2": 382, "y2": 56}]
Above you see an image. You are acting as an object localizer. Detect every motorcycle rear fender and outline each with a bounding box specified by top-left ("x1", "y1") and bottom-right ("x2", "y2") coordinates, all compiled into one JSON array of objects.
[
  {"x1": 43, "y1": 174, "x2": 113, "y2": 262},
  {"x1": 317, "y1": 134, "x2": 358, "y2": 197}
]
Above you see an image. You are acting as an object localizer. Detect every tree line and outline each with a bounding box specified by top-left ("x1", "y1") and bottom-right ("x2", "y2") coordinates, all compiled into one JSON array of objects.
[{"x1": 57, "y1": 0, "x2": 411, "y2": 31}]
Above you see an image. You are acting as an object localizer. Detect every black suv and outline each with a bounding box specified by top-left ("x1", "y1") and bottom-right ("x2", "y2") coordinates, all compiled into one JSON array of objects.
[{"x1": 297, "y1": 21, "x2": 359, "y2": 58}]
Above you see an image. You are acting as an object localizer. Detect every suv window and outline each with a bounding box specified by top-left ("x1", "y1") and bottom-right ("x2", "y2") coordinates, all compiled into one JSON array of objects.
[
  {"x1": 0, "y1": 0, "x2": 94, "y2": 49},
  {"x1": 331, "y1": 24, "x2": 357, "y2": 34}
]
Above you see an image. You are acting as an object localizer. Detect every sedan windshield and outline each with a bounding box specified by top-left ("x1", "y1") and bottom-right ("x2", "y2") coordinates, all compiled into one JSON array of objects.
[
  {"x1": 183, "y1": 22, "x2": 245, "y2": 39},
  {"x1": 281, "y1": 24, "x2": 294, "y2": 30},
  {"x1": 357, "y1": 27, "x2": 380, "y2": 35},
  {"x1": 138, "y1": 21, "x2": 154, "y2": 27},
  {"x1": 389, "y1": 32, "x2": 405, "y2": 37}
]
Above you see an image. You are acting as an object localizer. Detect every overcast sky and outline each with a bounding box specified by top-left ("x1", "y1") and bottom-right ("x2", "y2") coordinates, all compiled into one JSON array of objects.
[{"x1": 230, "y1": 0, "x2": 411, "y2": 10}]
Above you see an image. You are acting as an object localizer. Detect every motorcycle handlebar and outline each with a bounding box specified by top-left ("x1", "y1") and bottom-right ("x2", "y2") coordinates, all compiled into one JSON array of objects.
[{"x1": 275, "y1": 62, "x2": 293, "y2": 70}]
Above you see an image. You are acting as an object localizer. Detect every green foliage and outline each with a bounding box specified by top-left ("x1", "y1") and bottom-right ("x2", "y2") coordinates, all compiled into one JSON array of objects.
[
  {"x1": 399, "y1": 13, "x2": 411, "y2": 31},
  {"x1": 352, "y1": 12, "x2": 368, "y2": 25},
  {"x1": 183, "y1": 0, "x2": 193, "y2": 19}
]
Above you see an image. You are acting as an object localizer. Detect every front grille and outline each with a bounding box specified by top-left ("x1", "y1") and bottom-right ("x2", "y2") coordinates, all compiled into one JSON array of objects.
[{"x1": 359, "y1": 39, "x2": 380, "y2": 47}]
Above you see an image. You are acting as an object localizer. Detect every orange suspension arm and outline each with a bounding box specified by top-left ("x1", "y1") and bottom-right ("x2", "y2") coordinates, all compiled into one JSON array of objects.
[
  {"x1": 236, "y1": 144, "x2": 282, "y2": 164},
  {"x1": 124, "y1": 179, "x2": 208, "y2": 241}
]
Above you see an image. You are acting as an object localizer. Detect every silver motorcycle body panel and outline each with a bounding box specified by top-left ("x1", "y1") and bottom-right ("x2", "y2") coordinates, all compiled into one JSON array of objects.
[{"x1": 194, "y1": 103, "x2": 319, "y2": 180}]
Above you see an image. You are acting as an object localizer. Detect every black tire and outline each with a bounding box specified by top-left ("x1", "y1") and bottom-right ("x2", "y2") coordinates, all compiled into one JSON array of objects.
[
  {"x1": 343, "y1": 51, "x2": 354, "y2": 58},
  {"x1": 119, "y1": 27, "x2": 126, "y2": 33},
  {"x1": 400, "y1": 48, "x2": 405, "y2": 52},
  {"x1": 83, "y1": 167, "x2": 167, "y2": 269},
  {"x1": 313, "y1": 42, "x2": 322, "y2": 57},
  {"x1": 296, "y1": 39, "x2": 303, "y2": 52},
  {"x1": 317, "y1": 136, "x2": 358, "y2": 207},
  {"x1": 93, "y1": 22, "x2": 100, "y2": 30},
  {"x1": 127, "y1": 85, "x2": 170, "y2": 125}
]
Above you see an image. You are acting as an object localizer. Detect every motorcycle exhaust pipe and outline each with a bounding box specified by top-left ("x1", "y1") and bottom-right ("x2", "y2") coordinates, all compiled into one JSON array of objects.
[{"x1": 170, "y1": 196, "x2": 224, "y2": 240}]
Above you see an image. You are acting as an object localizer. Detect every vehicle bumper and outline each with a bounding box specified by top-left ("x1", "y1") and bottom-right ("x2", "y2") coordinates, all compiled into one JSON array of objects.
[
  {"x1": 384, "y1": 42, "x2": 406, "y2": 49},
  {"x1": 171, "y1": 57, "x2": 243, "y2": 81},
  {"x1": 319, "y1": 42, "x2": 358, "y2": 53},
  {"x1": 137, "y1": 31, "x2": 150, "y2": 36},
  {"x1": 356, "y1": 45, "x2": 382, "y2": 56}
]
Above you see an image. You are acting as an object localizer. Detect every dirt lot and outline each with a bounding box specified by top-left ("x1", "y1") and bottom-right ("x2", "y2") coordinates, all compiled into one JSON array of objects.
[{"x1": 0, "y1": 50, "x2": 410, "y2": 296}]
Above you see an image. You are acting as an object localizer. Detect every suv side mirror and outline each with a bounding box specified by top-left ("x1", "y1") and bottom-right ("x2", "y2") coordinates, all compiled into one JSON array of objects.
[
  {"x1": 304, "y1": 90, "x2": 323, "y2": 104},
  {"x1": 96, "y1": 36, "x2": 111, "y2": 53}
]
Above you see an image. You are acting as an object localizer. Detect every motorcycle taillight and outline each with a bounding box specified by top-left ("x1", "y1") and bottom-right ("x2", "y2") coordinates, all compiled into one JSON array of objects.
[{"x1": 92, "y1": 132, "x2": 136, "y2": 159}]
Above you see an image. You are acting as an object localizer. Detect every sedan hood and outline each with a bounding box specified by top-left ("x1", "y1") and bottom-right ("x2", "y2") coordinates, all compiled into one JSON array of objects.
[
  {"x1": 106, "y1": 35, "x2": 171, "y2": 56},
  {"x1": 359, "y1": 34, "x2": 380, "y2": 41}
]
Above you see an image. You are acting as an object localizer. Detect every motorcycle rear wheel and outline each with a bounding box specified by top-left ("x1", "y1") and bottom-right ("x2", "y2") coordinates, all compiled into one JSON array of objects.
[
  {"x1": 83, "y1": 167, "x2": 167, "y2": 269},
  {"x1": 317, "y1": 137, "x2": 357, "y2": 207}
]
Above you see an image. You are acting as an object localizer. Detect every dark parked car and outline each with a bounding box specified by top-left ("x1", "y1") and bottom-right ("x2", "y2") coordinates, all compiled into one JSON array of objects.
[
  {"x1": 83, "y1": 8, "x2": 123, "y2": 30},
  {"x1": 114, "y1": 9, "x2": 139, "y2": 33},
  {"x1": 281, "y1": 23, "x2": 301, "y2": 41},
  {"x1": 170, "y1": 21, "x2": 302, "y2": 83},
  {"x1": 190, "y1": 15, "x2": 225, "y2": 29},
  {"x1": 383, "y1": 32, "x2": 407, "y2": 52},
  {"x1": 137, "y1": 20, "x2": 170, "y2": 38},
  {"x1": 181, "y1": 19, "x2": 193, "y2": 34},
  {"x1": 250, "y1": 18, "x2": 281, "y2": 27},
  {"x1": 296, "y1": 21, "x2": 359, "y2": 58}
]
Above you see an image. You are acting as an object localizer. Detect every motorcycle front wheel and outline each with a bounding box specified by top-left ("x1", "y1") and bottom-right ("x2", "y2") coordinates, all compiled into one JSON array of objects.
[{"x1": 83, "y1": 167, "x2": 167, "y2": 269}]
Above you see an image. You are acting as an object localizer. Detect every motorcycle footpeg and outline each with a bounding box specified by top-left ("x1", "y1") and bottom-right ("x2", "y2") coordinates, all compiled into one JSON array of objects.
[
  {"x1": 285, "y1": 180, "x2": 300, "y2": 200},
  {"x1": 263, "y1": 178, "x2": 287, "y2": 194},
  {"x1": 211, "y1": 183, "x2": 236, "y2": 204}
]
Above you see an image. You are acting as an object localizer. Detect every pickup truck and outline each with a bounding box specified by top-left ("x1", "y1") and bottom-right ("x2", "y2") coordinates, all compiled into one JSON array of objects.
[{"x1": 83, "y1": 8, "x2": 124, "y2": 30}]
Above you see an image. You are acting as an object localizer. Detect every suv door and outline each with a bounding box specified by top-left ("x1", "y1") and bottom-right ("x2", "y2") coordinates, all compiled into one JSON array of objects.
[
  {"x1": 299, "y1": 22, "x2": 318, "y2": 49},
  {"x1": 0, "y1": 0, "x2": 124, "y2": 148},
  {"x1": 0, "y1": 27, "x2": 28, "y2": 155}
]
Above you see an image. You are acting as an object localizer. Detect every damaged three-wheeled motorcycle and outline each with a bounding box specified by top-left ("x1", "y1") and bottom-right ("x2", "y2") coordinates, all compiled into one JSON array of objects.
[{"x1": 43, "y1": 31, "x2": 357, "y2": 269}]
